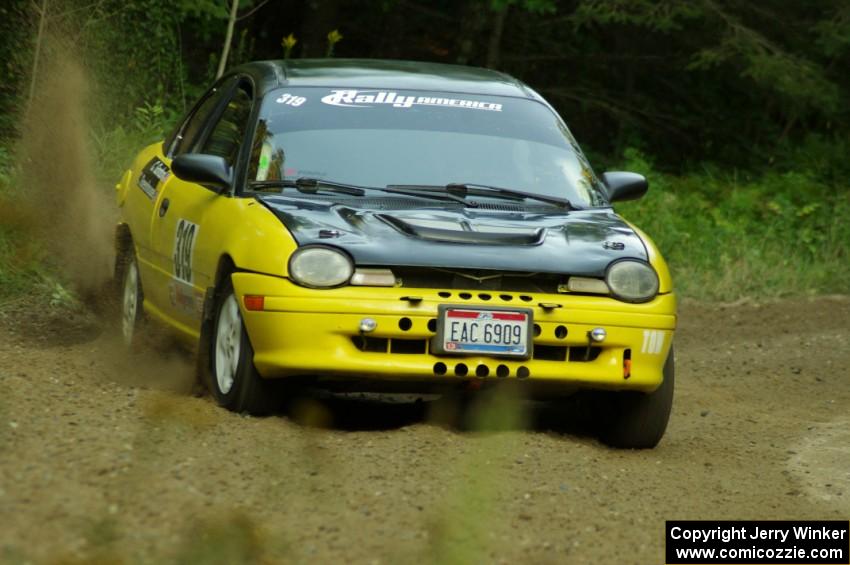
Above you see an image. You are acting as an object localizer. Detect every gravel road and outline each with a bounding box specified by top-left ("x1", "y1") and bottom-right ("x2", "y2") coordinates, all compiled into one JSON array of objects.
[{"x1": 1, "y1": 296, "x2": 848, "y2": 564}]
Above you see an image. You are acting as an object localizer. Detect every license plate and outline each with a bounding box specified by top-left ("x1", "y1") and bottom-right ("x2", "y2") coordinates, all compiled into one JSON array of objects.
[{"x1": 433, "y1": 306, "x2": 533, "y2": 358}]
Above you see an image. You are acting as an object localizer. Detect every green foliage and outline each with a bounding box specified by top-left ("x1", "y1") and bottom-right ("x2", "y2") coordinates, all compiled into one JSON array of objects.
[
  {"x1": 813, "y1": 4, "x2": 850, "y2": 57},
  {"x1": 325, "y1": 29, "x2": 343, "y2": 57},
  {"x1": 133, "y1": 101, "x2": 167, "y2": 140},
  {"x1": 47, "y1": 278, "x2": 79, "y2": 308},
  {"x1": 0, "y1": 191, "x2": 53, "y2": 303},
  {"x1": 0, "y1": 145, "x2": 15, "y2": 189},
  {"x1": 0, "y1": 144, "x2": 42, "y2": 300},
  {"x1": 86, "y1": 0, "x2": 184, "y2": 111},
  {"x1": 174, "y1": 0, "x2": 230, "y2": 20},
  {"x1": 90, "y1": 100, "x2": 177, "y2": 184},
  {"x1": 491, "y1": 0, "x2": 556, "y2": 14},
  {"x1": 688, "y1": 28, "x2": 840, "y2": 115},
  {"x1": 530, "y1": 0, "x2": 850, "y2": 165},
  {"x1": 281, "y1": 33, "x2": 297, "y2": 59},
  {"x1": 0, "y1": 230, "x2": 39, "y2": 300},
  {"x1": 573, "y1": 0, "x2": 701, "y2": 32},
  {"x1": 0, "y1": 0, "x2": 28, "y2": 138},
  {"x1": 615, "y1": 148, "x2": 850, "y2": 300}
]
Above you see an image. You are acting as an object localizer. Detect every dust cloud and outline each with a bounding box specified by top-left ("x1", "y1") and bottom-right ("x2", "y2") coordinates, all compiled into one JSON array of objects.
[
  {"x1": 17, "y1": 35, "x2": 114, "y2": 296},
  {"x1": 5, "y1": 32, "x2": 197, "y2": 394}
]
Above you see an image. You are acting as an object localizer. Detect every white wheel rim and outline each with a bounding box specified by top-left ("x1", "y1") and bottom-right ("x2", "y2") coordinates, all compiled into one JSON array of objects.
[
  {"x1": 122, "y1": 261, "x2": 139, "y2": 347},
  {"x1": 214, "y1": 294, "x2": 242, "y2": 395}
]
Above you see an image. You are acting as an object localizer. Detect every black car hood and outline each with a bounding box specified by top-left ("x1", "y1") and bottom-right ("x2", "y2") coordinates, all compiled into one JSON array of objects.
[{"x1": 258, "y1": 195, "x2": 646, "y2": 276}]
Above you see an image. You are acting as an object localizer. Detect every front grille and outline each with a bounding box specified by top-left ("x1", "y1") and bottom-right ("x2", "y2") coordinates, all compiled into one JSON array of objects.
[
  {"x1": 390, "y1": 338, "x2": 427, "y2": 354},
  {"x1": 351, "y1": 336, "x2": 429, "y2": 354},
  {"x1": 351, "y1": 334, "x2": 602, "y2": 364},
  {"x1": 392, "y1": 267, "x2": 564, "y2": 293},
  {"x1": 356, "y1": 336, "x2": 389, "y2": 352},
  {"x1": 568, "y1": 346, "x2": 602, "y2": 362},
  {"x1": 533, "y1": 345, "x2": 567, "y2": 361}
]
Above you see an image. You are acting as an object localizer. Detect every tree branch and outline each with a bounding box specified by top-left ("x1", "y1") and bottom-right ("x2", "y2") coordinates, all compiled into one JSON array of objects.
[
  {"x1": 399, "y1": 0, "x2": 453, "y2": 22},
  {"x1": 237, "y1": 0, "x2": 271, "y2": 22},
  {"x1": 26, "y1": 0, "x2": 48, "y2": 117},
  {"x1": 216, "y1": 0, "x2": 240, "y2": 79}
]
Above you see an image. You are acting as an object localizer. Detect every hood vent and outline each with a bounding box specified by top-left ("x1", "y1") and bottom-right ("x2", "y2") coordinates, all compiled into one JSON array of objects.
[{"x1": 377, "y1": 214, "x2": 546, "y2": 245}]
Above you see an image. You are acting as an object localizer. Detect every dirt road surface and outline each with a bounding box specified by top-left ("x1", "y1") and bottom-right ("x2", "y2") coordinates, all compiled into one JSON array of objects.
[{"x1": 1, "y1": 296, "x2": 848, "y2": 564}]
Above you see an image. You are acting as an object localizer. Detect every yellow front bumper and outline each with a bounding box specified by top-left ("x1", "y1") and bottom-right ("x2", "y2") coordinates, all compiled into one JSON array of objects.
[{"x1": 231, "y1": 273, "x2": 677, "y2": 393}]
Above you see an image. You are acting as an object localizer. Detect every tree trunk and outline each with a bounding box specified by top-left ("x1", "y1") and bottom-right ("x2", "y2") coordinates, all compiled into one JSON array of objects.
[
  {"x1": 377, "y1": 4, "x2": 406, "y2": 59},
  {"x1": 486, "y1": 5, "x2": 508, "y2": 69},
  {"x1": 27, "y1": 0, "x2": 48, "y2": 117},
  {"x1": 216, "y1": 0, "x2": 240, "y2": 79},
  {"x1": 456, "y1": 0, "x2": 488, "y2": 65}
]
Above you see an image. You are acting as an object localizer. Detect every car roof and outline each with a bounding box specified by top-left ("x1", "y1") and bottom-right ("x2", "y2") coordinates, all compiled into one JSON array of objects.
[{"x1": 227, "y1": 59, "x2": 544, "y2": 101}]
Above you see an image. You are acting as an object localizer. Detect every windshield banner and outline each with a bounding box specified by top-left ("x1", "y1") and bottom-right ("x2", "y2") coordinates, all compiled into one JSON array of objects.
[{"x1": 321, "y1": 89, "x2": 503, "y2": 112}]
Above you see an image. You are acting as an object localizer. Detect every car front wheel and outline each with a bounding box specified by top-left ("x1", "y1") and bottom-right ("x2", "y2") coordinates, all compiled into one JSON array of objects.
[
  {"x1": 598, "y1": 346, "x2": 675, "y2": 449},
  {"x1": 211, "y1": 281, "x2": 278, "y2": 415}
]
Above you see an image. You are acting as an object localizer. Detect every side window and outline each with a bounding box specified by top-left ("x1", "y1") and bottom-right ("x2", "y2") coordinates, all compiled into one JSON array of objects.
[
  {"x1": 200, "y1": 87, "x2": 253, "y2": 167},
  {"x1": 171, "y1": 92, "x2": 225, "y2": 156},
  {"x1": 167, "y1": 77, "x2": 236, "y2": 157}
]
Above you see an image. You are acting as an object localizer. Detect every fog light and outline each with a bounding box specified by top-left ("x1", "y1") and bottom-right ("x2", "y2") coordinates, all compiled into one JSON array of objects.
[
  {"x1": 589, "y1": 328, "x2": 607, "y2": 342},
  {"x1": 567, "y1": 277, "x2": 609, "y2": 295},
  {"x1": 359, "y1": 318, "x2": 377, "y2": 333},
  {"x1": 351, "y1": 268, "x2": 396, "y2": 287}
]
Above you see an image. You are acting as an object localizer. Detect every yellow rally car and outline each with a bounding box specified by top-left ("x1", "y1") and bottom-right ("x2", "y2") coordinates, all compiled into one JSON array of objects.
[{"x1": 115, "y1": 59, "x2": 676, "y2": 448}]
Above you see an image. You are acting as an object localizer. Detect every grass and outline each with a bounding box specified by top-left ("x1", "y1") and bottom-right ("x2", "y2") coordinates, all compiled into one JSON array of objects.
[
  {"x1": 0, "y1": 193, "x2": 52, "y2": 302},
  {"x1": 0, "y1": 189, "x2": 80, "y2": 308},
  {"x1": 614, "y1": 147, "x2": 850, "y2": 301}
]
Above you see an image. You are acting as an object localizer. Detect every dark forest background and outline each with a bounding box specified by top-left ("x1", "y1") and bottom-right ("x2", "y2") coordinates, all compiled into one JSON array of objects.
[
  {"x1": 0, "y1": 0, "x2": 848, "y2": 300},
  {"x1": 3, "y1": 0, "x2": 850, "y2": 168}
]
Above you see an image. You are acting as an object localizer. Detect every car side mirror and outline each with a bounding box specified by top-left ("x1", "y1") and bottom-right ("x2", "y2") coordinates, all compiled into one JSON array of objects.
[
  {"x1": 172, "y1": 154, "x2": 232, "y2": 193},
  {"x1": 601, "y1": 171, "x2": 648, "y2": 203}
]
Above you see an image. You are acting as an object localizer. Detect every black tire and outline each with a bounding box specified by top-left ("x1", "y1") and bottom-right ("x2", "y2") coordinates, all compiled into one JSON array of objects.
[
  {"x1": 598, "y1": 346, "x2": 675, "y2": 449},
  {"x1": 210, "y1": 278, "x2": 278, "y2": 415},
  {"x1": 119, "y1": 251, "x2": 144, "y2": 349}
]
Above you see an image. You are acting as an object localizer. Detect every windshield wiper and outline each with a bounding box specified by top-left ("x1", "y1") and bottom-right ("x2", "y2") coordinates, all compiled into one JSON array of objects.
[
  {"x1": 447, "y1": 182, "x2": 574, "y2": 209},
  {"x1": 380, "y1": 183, "x2": 572, "y2": 209},
  {"x1": 249, "y1": 178, "x2": 365, "y2": 196},
  {"x1": 248, "y1": 179, "x2": 572, "y2": 209},
  {"x1": 382, "y1": 185, "x2": 478, "y2": 207}
]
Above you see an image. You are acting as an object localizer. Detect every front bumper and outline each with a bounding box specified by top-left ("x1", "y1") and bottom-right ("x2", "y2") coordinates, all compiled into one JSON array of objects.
[{"x1": 231, "y1": 273, "x2": 677, "y2": 393}]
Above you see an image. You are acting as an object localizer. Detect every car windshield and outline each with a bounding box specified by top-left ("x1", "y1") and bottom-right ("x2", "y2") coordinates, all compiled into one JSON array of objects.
[{"x1": 248, "y1": 87, "x2": 607, "y2": 207}]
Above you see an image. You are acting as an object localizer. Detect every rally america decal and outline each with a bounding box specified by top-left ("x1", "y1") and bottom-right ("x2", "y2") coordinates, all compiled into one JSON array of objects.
[
  {"x1": 173, "y1": 219, "x2": 198, "y2": 284},
  {"x1": 137, "y1": 156, "x2": 170, "y2": 200},
  {"x1": 321, "y1": 90, "x2": 503, "y2": 112}
]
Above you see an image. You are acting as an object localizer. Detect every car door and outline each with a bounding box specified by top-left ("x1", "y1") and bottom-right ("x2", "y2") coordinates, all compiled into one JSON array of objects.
[
  {"x1": 134, "y1": 78, "x2": 236, "y2": 329},
  {"x1": 147, "y1": 81, "x2": 255, "y2": 336}
]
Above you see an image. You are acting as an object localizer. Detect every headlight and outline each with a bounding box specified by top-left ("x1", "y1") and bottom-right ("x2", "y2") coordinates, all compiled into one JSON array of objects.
[
  {"x1": 288, "y1": 246, "x2": 353, "y2": 288},
  {"x1": 605, "y1": 260, "x2": 659, "y2": 302}
]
